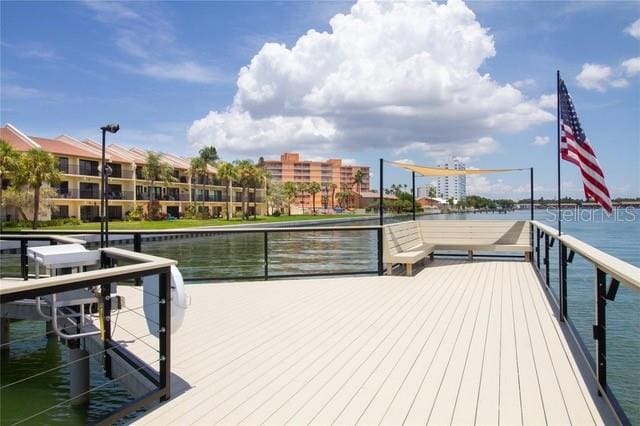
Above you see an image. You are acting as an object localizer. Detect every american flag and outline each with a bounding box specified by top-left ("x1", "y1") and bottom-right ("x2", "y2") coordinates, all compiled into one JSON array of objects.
[{"x1": 559, "y1": 78, "x2": 613, "y2": 213}]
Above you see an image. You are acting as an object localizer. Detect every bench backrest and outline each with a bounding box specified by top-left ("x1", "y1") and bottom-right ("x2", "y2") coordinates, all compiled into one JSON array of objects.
[
  {"x1": 383, "y1": 221, "x2": 422, "y2": 262},
  {"x1": 418, "y1": 220, "x2": 530, "y2": 246}
]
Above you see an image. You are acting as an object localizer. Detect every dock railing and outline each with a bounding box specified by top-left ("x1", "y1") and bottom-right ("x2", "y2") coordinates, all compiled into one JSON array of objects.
[
  {"x1": 7, "y1": 226, "x2": 386, "y2": 281},
  {"x1": 0, "y1": 247, "x2": 174, "y2": 425},
  {"x1": 530, "y1": 220, "x2": 639, "y2": 425}
]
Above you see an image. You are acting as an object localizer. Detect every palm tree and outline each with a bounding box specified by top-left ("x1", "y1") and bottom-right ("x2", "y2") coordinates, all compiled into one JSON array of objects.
[
  {"x1": 217, "y1": 162, "x2": 237, "y2": 220},
  {"x1": 308, "y1": 181, "x2": 321, "y2": 213},
  {"x1": 190, "y1": 157, "x2": 207, "y2": 212},
  {"x1": 0, "y1": 140, "x2": 20, "y2": 230},
  {"x1": 329, "y1": 183, "x2": 338, "y2": 209},
  {"x1": 353, "y1": 169, "x2": 366, "y2": 193},
  {"x1": 298, "y1": 182, "x2": 309, "y2": 214},
  {"x1": 336, "y1": 191, "x2": 349, "y2": 209},
  {"x1": 234, "y1": 160, "x2": 257, "y2": 219},
  {"x1": 13, "y1": 149, "x2": 60, "y2": 229},
  {"x1": 198, "y1": 145, "x2": 219, "y2": 166},
  {"x1": 283, "y1": 181, "x2": 298, "y2": 215},
  {"x1": 341, "y1": 183, "x2": 351, "y2": 208},
  {"x1": 143, "y1": 152, "x2": 174, "y2": 201}
]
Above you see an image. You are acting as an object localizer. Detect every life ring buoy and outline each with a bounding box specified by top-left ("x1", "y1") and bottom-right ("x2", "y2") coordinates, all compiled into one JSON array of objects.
[{"x1": 142, "y1": 265, "x2": 189, "y2": 336}]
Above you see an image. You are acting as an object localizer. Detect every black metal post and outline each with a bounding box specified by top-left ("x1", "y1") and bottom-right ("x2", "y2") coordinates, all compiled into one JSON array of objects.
[
  {"x1": 536, "y1": 228, "x2": 541, "y2": 269},
  {"x1": 133, "y1": 233, "x2": 142, "y2": 253},
  {"x1": 20, "y1": 239, "x2": 28, "y2": 280},
  {"x1": 544, "y1": 233, "x2": 550, "y2": 286},
  {"x1": 595, "y1": 268, "x2": 607, "y2": 393},
  {"x1": 264, "y1": 231, "x2": 269, "y2": 281},
  {"x1": 101, "y1": 281, "x2": 112, "y2": 377},
  {"x1": 556, "y1": 70, "x2": 562, "y2": 237},
  {"x1": 560, "y1": 242, "x2": 568, "y2": 321},
  {"x1": 530, "y1": 167, "x2": 534, "y2": 221},
  {"x1": 377, "y1": 227, "x2": 383, "y2": 276},
  {"x1": 379, "y1": 158, "x2": 383, "y2": 226},
  {"x1": 158, "y1": 268, "x2": 171, "y2": 401},
  {"x1": 100, "y1": 129, "x2": 106, "y2": 248},
  {"x1": 411, "y1": 171, "x2": 416, "y2": 221}
]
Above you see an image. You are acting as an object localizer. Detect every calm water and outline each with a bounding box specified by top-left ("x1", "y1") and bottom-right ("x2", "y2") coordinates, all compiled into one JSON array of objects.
[{"x1": 1, "y1": 209, "x2": 638, "y2": 423}]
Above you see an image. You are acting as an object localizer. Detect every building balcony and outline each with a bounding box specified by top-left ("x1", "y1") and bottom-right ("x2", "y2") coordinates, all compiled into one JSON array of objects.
[{"x1": 59, "y1": 165, "x2": 134, "y2": 179}]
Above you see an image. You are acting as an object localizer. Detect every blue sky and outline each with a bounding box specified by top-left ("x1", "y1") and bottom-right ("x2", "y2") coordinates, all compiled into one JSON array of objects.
[{"x1": 1, "y1": 1, "x2": 638, "y2": 199}]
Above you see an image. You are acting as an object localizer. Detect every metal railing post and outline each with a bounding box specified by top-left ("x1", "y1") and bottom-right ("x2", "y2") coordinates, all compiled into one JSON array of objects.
[
  {"x1": 264, "y1": 231, "x2": 269, "y2": 281},
  {"x1": 20, "y1": 239, "x2": 28, "y2": 280},
  {"x1": 595, "y1": 268, "x2": 607, "y2": 394},
  {"x1": 536, "y1": 228, "x2": 541, "y2": 269},
  {"x1": 544, "y1": 233, "x2": 550, "y2": 286},
  {"x1": 134, "y1": 233, "x2": 142, "y2": 253},
  {"x1": 159, "y1": 268, "x2": 171, "y2": 401},
  {"x1": 377, "y1": 227, "x2": 383, "y2": 276},
  {"x1": 560, "y1": 242, "x2": 568, "y2": 321}
]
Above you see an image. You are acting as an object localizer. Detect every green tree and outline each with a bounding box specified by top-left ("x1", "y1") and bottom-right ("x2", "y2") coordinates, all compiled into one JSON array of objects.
[
  {"x1": 298, "y1": 182, "x2": 311, "y2": 213},
  {"x1": 427, "y1": 185, "x2": 437, "y2": 198},
  {"x1": 307, "y1": 181, "x2": 321, "y2": 213},
  {"x1": 329, "y1": 182, "x2": 338, "y2": 209},
  {"x1": 233, "y1": 159, "x2": 259, "y2": 219},
  {"x1": 0, "y1": 140, "x2": 20, "y2": 230},
  {"x1": 340, "y1": 183, "x2": 352, "y2": 208},
  {"x1": 189, "y1": 157, "x2": 207, "y2": 213},
  {"x1": 353, "y1": 169, "x2": 366, "y2": 193},
  {"x1": 13, "y1": 149, "x2": 60, "y2": 228},
  {"x1": 217, "y1": 162, "x2": 237, "y2": 220},
  {"x1": 336, "y1": 191, "x2": 350, "y2": 209},
  {"x1": 283, "y1": 181, "x2": 298, "y2": 215},
  {"x1": 143, "y1": 152, "x2": 175, "y2": 202},
  {"x1": 267, "y1": 181, "x2": 285, "y2": 215},
  {"x1": 198, "y1": 145, "x2": 219, "y2": 166}
]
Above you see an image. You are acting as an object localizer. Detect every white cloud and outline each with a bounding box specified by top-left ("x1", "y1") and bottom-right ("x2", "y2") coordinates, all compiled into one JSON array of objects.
[
  {"x1": 84, "y1": 2, "x2": 219, "y2": 84},
  {"x1": 1, "y1": 84, "x2": 44, "y2": 99},
  {"x1": 395, "y1": 137, "x2": 499, "y2": 162},
  {"x1": 512, "y1": 78, "x2": 535, "y2": 89},
  {"x1": 393, "y1": 159, "x2": 416, "y2": 165},
  {"x1": 188, "y1": 0, "x2": 552, "y2": 158},
  {"x1": 576, "y1": 63, "x2": 628, "y2": 92},
  {"x1": 537, "y1": 93, "x2": 556, "y2": 109},
  {"x1": 625, "y1": 18, "x2": 640, "y2": 39},
  {"x1": 622, "y1": 57, "x2": 640, "y2": 77},
  {"x1": 532, "y1": 136, "x2": 550, "y2": 146}
]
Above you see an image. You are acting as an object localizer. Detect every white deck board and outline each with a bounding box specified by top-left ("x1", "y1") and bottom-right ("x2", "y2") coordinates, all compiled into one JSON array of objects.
[{"x1": 111, "y1": 259, "x2": 616, "y2": 425}]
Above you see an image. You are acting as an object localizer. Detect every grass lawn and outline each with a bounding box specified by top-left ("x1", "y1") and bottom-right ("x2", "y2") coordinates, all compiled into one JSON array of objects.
[{"x1": 2, "y1": 214, "x2": 371, "y2": 231}]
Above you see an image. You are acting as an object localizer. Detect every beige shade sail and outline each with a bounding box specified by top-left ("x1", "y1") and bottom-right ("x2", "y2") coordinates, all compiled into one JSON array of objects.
[{"x1": 390, "y1": 161, "x2": 528, "y2": 177}]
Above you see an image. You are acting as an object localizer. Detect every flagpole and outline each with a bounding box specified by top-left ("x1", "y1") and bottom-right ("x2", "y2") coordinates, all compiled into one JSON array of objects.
[{"x1": 556, "y1": 70, "x2": 562, "y2": 236}]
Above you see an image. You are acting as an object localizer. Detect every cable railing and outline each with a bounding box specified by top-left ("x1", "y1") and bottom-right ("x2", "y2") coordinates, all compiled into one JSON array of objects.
[
  {"x1": 530, "y1": 220, "x2": 639, "y2": 425},
  {"x1": 0, "y1": 246, "x2": 174, "y2": 425}
]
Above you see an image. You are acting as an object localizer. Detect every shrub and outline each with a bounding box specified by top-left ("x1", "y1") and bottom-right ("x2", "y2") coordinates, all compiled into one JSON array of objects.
[
  {"x1": 271, "y1": 210, "x2": 281, "y2": 217},
  {"x1": 126, "y1": 206, "x2": 144, "y2": 221}
]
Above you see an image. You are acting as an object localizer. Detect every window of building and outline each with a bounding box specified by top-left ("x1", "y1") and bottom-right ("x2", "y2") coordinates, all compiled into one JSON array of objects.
[
  {"x1": 80, "y1": 205, "x2": 100, "y2": 221},
  {"x1": 58, "y1": 157, "x2": 69, "y2": 173},
  {"x1": 52, "y1": 205, "x2": 69, "y2": 219},
  {"x1": 80, "y1": 182, "x2": 99, "y2": 199},
  {"x1": 79, "y1": 159, "x2": 99, "y2": 176},
  {"x1": 108, "y1": 163, "x2": 122, "y2": 178}
]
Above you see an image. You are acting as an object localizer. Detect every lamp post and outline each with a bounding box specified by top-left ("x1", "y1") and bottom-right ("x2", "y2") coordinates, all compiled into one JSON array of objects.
[{"x1": 100, "y1": 123, "x2": 119, "y2": 248}]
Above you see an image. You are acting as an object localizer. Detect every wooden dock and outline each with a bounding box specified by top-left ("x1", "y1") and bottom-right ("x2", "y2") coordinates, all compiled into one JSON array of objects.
[{"x1": 113, "y1": 259, "x2": 616, "y2": 425}]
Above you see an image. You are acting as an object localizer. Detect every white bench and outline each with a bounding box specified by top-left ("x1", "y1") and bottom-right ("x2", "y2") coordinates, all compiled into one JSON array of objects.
[
  {"x1": 383, "y1": 220, "x2": 532, "y2": 275},
  {"x1": 418, "y1": 220, "x2": 531, "y2": 259},
  {"x1": 383, "y1": 221, "x2": 435, "y2": 276}
]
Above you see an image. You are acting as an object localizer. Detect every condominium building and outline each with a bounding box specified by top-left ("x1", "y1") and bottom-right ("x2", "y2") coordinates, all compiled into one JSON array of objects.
[
  {"x1": 436, "y1": 158, "x2": 466, "y2": 201},
  {"x1": 0, "y1": 124, "x2": 266, "y2": 221},
  {"x1": 262, "y1": 153, "x2": 370, "y2": 209}
]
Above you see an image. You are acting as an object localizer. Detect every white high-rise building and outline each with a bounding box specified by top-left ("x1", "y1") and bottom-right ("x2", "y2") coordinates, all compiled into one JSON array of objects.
[{"x1": 436, "y1": 158, "x2": 466, "y2": 201}]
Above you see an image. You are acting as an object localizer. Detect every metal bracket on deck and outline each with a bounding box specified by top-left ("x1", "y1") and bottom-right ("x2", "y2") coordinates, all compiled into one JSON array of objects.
[
  {"x1": 605, "y1": 278, "x2": 620, "y2": 301},
  {"x1": 566, "y1": 250, "x2": 576, "y2": 264},
  {"x1": 549, "y1": 238, "x2": 555, "y2": 248}
]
